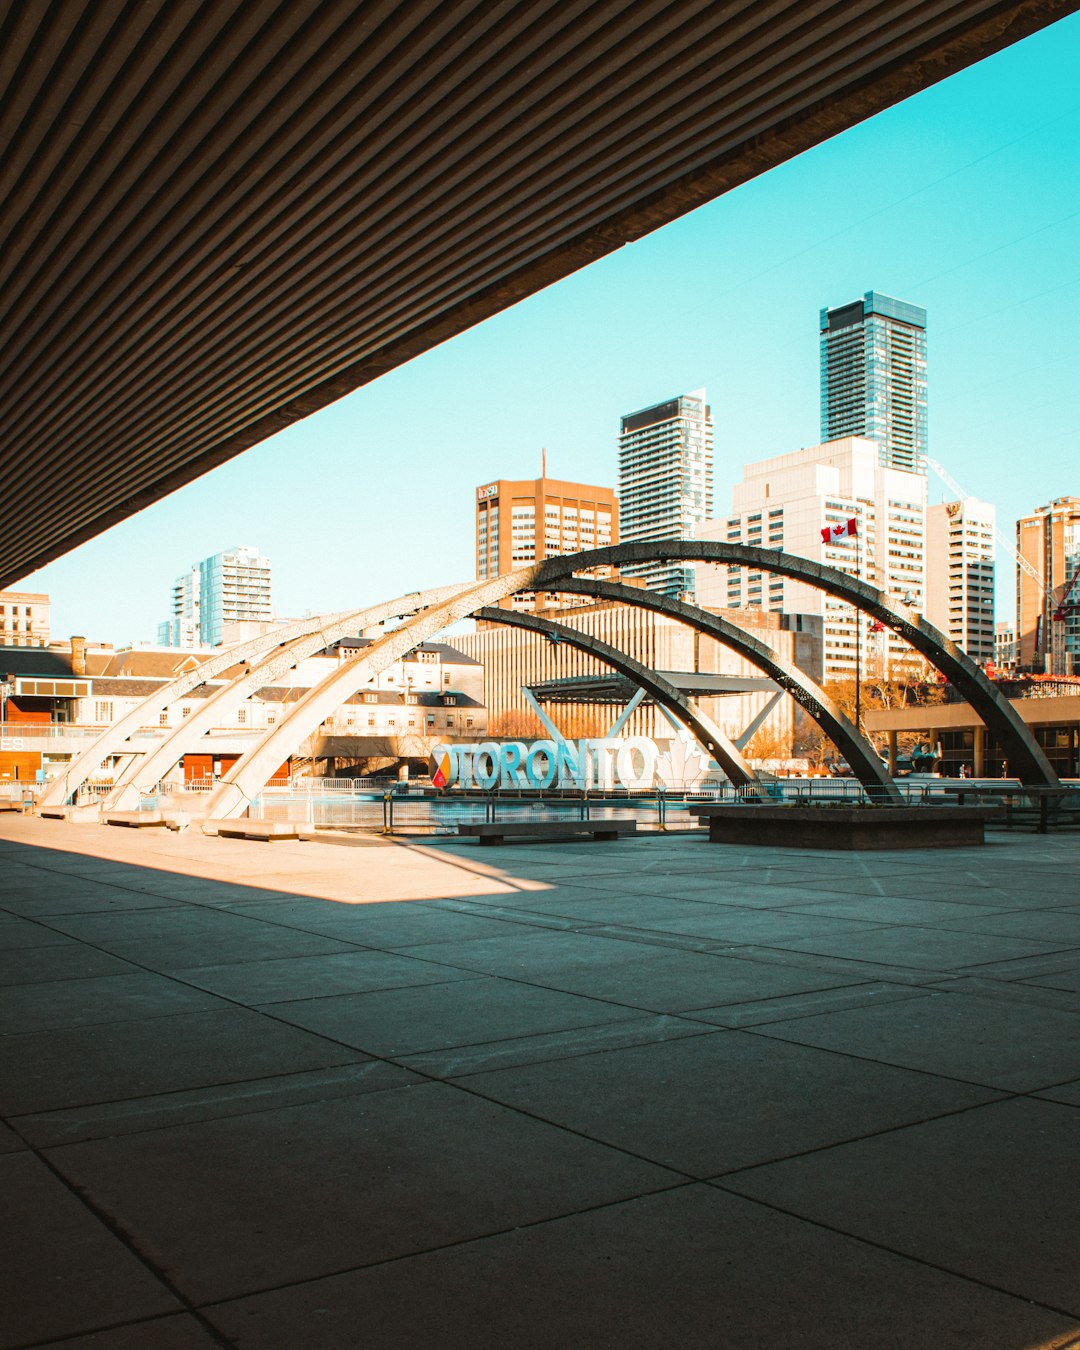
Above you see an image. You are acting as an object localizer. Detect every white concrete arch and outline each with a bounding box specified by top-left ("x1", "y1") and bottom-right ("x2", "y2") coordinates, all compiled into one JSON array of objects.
[
  {"x1": 202, "y1": 566, "x2": 544, "y2": 820},
  {"x1": 102, "y1": 583, "x2": 474, "y2": 810},
  {"x1": 40, "y1": 608, "x2": 358, "y2": 808}
]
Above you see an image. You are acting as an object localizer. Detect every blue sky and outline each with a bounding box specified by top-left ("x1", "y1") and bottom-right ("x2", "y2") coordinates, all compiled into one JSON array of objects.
[{"x1": 20, "y1": 12, "x2": 1080, "y2": 645}]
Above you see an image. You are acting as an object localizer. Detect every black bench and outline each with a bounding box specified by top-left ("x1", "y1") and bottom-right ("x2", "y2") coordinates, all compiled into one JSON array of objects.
[{"x1": 457, "y1": 820, "x2": 637, "y2": 846}]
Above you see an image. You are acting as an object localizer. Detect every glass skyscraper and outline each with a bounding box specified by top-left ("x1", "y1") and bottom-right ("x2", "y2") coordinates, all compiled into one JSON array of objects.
[
  {"x1": 618, "y1": 389, "x2": 713, "y2": 599},
  {"x1": 820, "y1": 291, "x2": 927, "y2": 473}
]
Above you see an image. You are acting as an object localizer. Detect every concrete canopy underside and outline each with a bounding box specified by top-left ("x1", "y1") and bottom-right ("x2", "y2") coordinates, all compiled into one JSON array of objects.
[{"x1": 2, "y1": 0, "x2": 1075, "y2": 587}]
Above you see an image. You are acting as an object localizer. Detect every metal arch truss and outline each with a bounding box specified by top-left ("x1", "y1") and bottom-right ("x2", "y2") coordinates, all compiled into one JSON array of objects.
[
  {"x1": 551, "y1": 578, "x2": 901, "y2": 802},
  {"x1": 471, "y1": 606, "x2": 762, "y2": 791},
  {"x1": 538, "y1": 542, "x2": 1058, "y2": 789},
  {"x1": 83, "y1": 540, "x2": 1054, "y2": 825}
]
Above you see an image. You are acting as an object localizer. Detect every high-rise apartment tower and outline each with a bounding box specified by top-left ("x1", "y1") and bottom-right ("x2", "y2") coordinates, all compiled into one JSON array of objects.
[
  {"x1": 618, "y1": 389, "x2": 713, "y2": 599},
  {"x1": 820, "y1": 291, "x2": 927, "y2": 473},
  {"x1": 160, "y1": 545, "x2": 272, "y2": 648},
  {"x1": 925, "y1": 498, "x2": 995, "y2": 663}
]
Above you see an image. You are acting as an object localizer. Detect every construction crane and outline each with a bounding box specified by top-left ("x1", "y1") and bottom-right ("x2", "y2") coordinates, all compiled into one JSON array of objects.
[
  {"x1": 927, "y1": 458, "x2": 1044, "y2": 595},
  {"x1": 1052, "y1": 555, "x2": 1080, "y2": 622}
]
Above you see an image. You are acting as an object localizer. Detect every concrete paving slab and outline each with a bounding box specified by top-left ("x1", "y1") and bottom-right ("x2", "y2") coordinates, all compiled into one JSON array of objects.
[
  {"x1": 15, "y1": 1061, "x2": 422, "y2": 1148},
  {"x1": 773, "y1": 895, "x2": 1014, "y2": 925},
  {"x1": 0, "y1": 877, "x2": 186, "y2": 915},
  {"x1": 400, "y1": 927, "x2": 671, "y2": 978},
  {"x1": 711, "y1": 941, "x2": 960, "y2": 986},
  {"x1": 1, "y1": 1151, "x2": 180, "y2": 1346},
  {"x1": 0, "y1": 943, "x2": 141, "y2": 986},
  {"x1": 685, "y1": 980, "x2": 932, "y2": 1028},
  {"x1": 45, "y1": 1082, "x2": 680, "y2": 1304},
  {"x1": 262, "y1": 975, "x2": 647, "y2": 1057},
  {"x1": 0, "y1": 1119, "x2": 27, "y2": 1152},
  {"x1": 504, "y1": 947, "x2": 874, "y2": 1013},
  {"x1": 172, "y1": 948, "x2": 482, "y2": 1005},
  {"x1": 31, "y1": 1314, "x2": 227, "y2": 1348},
  {"x1": 614, "y1": 907, "x2": 891, "y2": 945},
  {"x1": 468, "y1": 889, "x2": 752, "y2": 928},
  {"x1": 0, "y1": 916, "x2": 81, "y2": 949},
  {"x1": 554, "y1": 872, "x2": 836, "y2": 907},
  {"x1": 931, "y1": 974, "x2": 1080, "y2": 1012},
  {"x1": 38, "y1": 905, "x2": 339, "y2": 944},
  {"x1": 0, "y1": 1006, "x2": 367, "y2": 1115},
  {"x1": 36, "y1": 907, "x2": 367, "y2": 970},
  {"x1": 1036, "y1": 1078, "x2": 1080, "y2": 1107},
  {"x1": 224, "y1": 896, "x2": 539, "y2": 948},
  {"x1": 722, "y1": 1096, "x2": 1080, "y2": 1316},
  {"x1": 937, "y1": 909, "x2": 1080, "y2": 942},
  {"x1": 0, "y1": 970, "x2": 230, "y2": 1035},
  {"x1": 1021, "y1": 962, "x2": 1080, "y2": 992},
  {"x1": 762, "y1": 923, "x2": 1071, "y2": 971},
  {"x1": 749, "y1": 988, "x2": 1080, "y2": 1091},
  {"x1": 450, "y1": 1030, "x2": 998, "y2": 1176},
  {"x1": 204, "y1": 1184, "x2": 1078, "y2": 1350},
  {"x1": 399, "y1": 1013, "x2": 713, "y2": 1078}
]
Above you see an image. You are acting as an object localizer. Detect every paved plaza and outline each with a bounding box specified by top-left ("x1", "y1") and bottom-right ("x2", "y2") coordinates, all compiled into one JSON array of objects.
[{"x1": 2, "y1": 814, "x2": 1079, "y2": 1348}]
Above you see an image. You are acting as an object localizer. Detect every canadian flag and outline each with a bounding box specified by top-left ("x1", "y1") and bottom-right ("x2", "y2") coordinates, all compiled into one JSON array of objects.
[{"x1": 821, "y1": 517, "x2": 858, "y2": 544}]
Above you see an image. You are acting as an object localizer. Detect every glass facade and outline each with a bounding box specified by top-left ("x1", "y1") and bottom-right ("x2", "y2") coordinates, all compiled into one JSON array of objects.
[
  {"x1": 820, "y1": 291, "x2": 927, "y2": 473},
  {"x1": 618, "y1": 389, "x2": 713, "y2": 600}
]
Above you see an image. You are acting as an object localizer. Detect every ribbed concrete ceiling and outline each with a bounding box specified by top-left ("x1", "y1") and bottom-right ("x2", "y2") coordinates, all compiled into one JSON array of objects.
[{"x1": 1, "y1": 0, "x2": 1074, "y2": 587}]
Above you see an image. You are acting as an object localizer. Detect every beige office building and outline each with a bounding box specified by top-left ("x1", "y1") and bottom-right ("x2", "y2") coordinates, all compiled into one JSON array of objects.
[
  {"x1": 925, "y1": 498, "x2": 995, "y2": 663},
  {"x1": 1016, "y1": 496, "x2": 1080, "y2": 673},
  {"x1": 475, "y1": 471, "x2": 617, "y2": 611},
  {"x1": 696, "y1": 437, "x2": 927, "y2": 682},
  {"x1": 0, "y1": 590, "x2": 50, "y2": 648}
]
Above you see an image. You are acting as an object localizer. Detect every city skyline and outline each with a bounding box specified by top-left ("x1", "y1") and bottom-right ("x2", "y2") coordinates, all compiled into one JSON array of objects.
[{"x1": 12, "y1": 14, "x2": 1080, "y2": 643}]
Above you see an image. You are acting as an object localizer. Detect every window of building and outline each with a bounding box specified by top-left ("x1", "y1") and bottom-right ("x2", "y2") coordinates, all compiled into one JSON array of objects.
[
  {"x1": 237, "y1": 708, "x2": 246, "y2": 724},
  {"x1": 159, "y1": 711, "x2": 169, "y2": 726}
]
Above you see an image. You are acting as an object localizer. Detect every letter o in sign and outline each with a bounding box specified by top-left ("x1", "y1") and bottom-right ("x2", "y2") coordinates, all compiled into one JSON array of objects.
[
  {"x1": 472, "y1": 743, "x2": 501, "y2": 790},
  {"x1": 525, "y1": 740, "x2": 558, "y2": 789},
  {"x1": 616, "y1": 738, "x2": 656, "y2": 791}
]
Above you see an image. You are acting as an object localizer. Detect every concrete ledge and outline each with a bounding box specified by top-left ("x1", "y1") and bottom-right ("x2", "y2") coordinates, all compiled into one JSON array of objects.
[
  {"x1": 211, "y1": 819, "x2": 301, "y2": 841},
  {"x1": 104, "y1": 810, "x2": 166, "y2": 828},
  {"x1": 458, "y1": 821, "x2": 637, "y2": 846},
  {"x1": 689, "y1": 804, "x2": 995, "y2": 850}
]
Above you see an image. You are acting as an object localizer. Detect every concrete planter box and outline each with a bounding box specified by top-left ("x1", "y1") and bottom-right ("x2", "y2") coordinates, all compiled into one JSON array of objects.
[{"x1": 691, "y1": 804, "x2": 995, "y2": 850}]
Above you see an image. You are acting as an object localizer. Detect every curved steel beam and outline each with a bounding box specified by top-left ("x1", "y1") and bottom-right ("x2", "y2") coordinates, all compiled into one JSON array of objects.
[
  {"x1": 102, "y1": 583, "x2": 475, "y2": 811},
  {"x1": 39, "y1": 607, "x2": 361, "y2": 808},
  {"x1": 472, "y1": 606, "x2": 761, "y2": 790},
  {"x1": 553, "y1": 578, "x2": 901, "y2": 803},
  {"x1": 202, "y1": 566, "x2": 548, "y2": 820},
  {"x1": 536, "y1": 542, "x2": 1058, "y2": 788}
]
